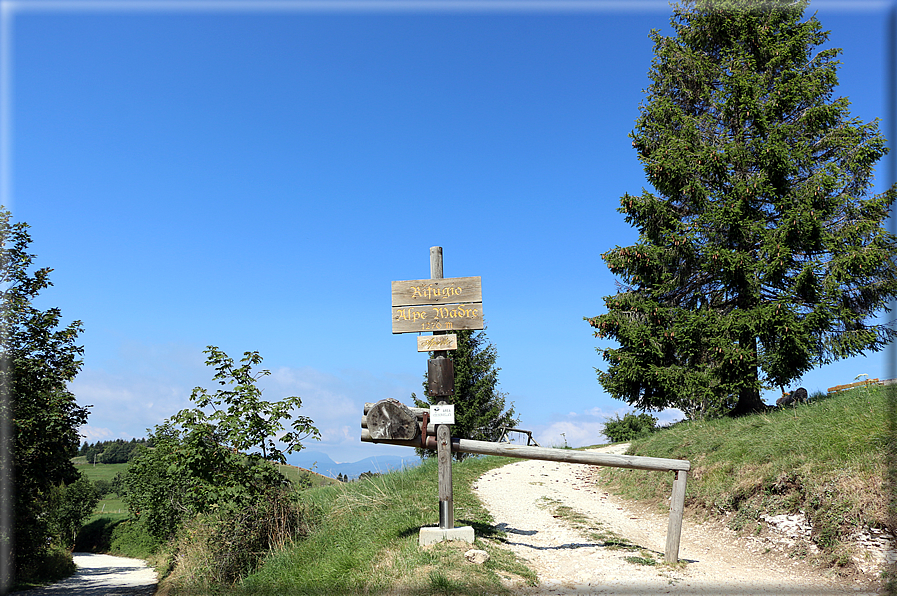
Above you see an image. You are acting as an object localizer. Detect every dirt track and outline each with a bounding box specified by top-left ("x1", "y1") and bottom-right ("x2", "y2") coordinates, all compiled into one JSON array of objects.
[
  {"x1": 475, "y1": 444, "x2": 883, "y2": 595},
  {"x1": 17, "y1": 553, "x2": 157, "y2": 596}
]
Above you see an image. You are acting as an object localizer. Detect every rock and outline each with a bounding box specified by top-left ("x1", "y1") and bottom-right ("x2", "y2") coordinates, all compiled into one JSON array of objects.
[{"x1": 465, "y1": 548, "x2": 490, "y2": 564}]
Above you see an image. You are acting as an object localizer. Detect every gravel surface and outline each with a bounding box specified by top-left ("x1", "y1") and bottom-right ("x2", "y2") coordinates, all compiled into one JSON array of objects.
[
  {"x1": 17, "y1": 553, "x2": 157, "y2": 596},
  {"x1": 475, "y1": 444, "x2": 881, "y2": 595}
]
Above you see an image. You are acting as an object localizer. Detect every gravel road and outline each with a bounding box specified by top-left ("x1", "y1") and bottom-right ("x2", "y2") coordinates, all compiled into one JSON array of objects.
[
  {"x1": 475, "y1": 444, "x2": 881, "y2": 595},
  {"x1": 17, "y1": 553, "x2": 157, "y2": 596}
]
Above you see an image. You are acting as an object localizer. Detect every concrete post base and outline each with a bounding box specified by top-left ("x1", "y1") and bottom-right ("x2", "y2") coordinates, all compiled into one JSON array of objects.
[{"x1": 418, "y1": 525, "x2": 475, "y2": 546}]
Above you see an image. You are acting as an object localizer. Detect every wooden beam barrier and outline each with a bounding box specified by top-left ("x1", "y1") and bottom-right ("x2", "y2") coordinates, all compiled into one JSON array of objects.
[
  {"x1": 360, "y1": 419, "x2": 690, "y2": 563},
  {"x1": 827, "y1": 378, "x2": 880, "y2": 394},
  {"x1": 360, "y1": 429, "x2": 689, "y2": 472}
]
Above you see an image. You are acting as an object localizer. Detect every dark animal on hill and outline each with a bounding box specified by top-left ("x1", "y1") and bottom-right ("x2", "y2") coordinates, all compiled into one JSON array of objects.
[{"x1": 776, "y1": 387, "x2": 808, "y2": 407}]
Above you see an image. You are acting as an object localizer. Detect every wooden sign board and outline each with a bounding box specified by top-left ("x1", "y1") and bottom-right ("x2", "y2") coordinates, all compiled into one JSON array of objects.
[
  {"x1": 418, "y1": 334, "x2": 458, "y2": 351},
  {"x1": 392, "y1": 276, "x2": 482, "y2": 307},
  {"x1": 392, "y1": 303, "x2": 484, "y2": 334}
]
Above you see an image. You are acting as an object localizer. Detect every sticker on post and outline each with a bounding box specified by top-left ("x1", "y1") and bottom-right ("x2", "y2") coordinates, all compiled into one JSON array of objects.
[{"x1": 429, "y1": 404, "x2": 455, "y2": 425}]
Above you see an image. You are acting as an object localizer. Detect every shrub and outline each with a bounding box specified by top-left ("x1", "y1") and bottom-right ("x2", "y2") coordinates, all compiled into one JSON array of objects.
[
  {"x1": 47, "y1": 473, "x2": 100, "y2": 548},
  {"x1": 93, "y1": 479, "x2": 114, "y2": 498},
  {"x1": 168, "y1": 489, "x2": 317, "y2": 588},
  {"x1": 15, "y1": 546, "x2": 75, "y2": 588},
  {"x1": 109, "y1": 518, "x2": 162, "y2": 559},
  {"x1": 73, "y1": 516, "x2": 160, "y2": 558},
  {"x1": 602, "y1": 412, "x2": 658, "y2": 443},
  {"x1": 75, "y1": 517, "x2": 119, "y2": 553}
]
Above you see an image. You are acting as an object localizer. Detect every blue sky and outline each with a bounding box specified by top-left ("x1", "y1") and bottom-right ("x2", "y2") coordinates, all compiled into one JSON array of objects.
[{"x1": 2, "y1": 0, "x2": 894, "y2": 464}]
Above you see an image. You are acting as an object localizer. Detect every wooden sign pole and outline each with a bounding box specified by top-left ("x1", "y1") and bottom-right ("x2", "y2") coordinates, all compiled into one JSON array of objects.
[{"x1": 430, "y1": 246, "x2": 454, "y2": 530}]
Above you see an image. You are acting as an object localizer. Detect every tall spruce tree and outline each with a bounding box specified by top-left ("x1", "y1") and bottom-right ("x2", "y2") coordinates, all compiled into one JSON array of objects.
[
  {"x1": 587, "y1": 0, "x2": 897, "y2": 418},
  {"x1": 413, "y1": 329, "x2": 518, "y2": 460}
]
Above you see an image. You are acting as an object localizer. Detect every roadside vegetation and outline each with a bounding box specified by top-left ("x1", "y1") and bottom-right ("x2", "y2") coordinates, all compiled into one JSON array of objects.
[
  {"x1": 76, "y1": 444, "x2": 537, "y2": 595},
  {"x1": 70, "y1": 383, "x2": 890, "y2": 594},
  {"x1": 2, "y1": 207, "x2": 93, "y2": 590},
  {"x1": 597, "y1": 384, "x2": 894, "y2": 575},
  {"x1": 73, "y1": 461, "x2": 337, "y2": 557},
  {"x1": 156, "y1": 454, "x2": 536, "y2": 595}
]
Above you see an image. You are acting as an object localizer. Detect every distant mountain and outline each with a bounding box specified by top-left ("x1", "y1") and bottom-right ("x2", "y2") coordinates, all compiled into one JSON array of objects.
[
  {"x1": 290, "y1": 450, "x2": 337, "y2": 470},
  {"x1": 288, "y1": 450, "x2": 422, "y2": 479}
]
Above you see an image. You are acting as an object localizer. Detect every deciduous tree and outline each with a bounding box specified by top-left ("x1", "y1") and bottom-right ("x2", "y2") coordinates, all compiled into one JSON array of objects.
[
  {"x1": 587, "y1": 0, "x2": 897, "y2": 417},
  {"x1": 123, "y1": 346, "x2": 320, "y2": 541},
  {"x1": 0, "y1": 207, "x2": 90, "y2": 581},
  {"x1": 181, "y1": 346, "x2": 319, "y2": 464}
]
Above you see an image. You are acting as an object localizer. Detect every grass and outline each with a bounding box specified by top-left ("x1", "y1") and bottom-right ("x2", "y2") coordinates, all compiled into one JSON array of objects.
[
  {"x1": 274, "y1": 463, "x2": 340, "y2": 488},
  {"x1": 535, "y1": 496, "x2": 640, "y2": 551},
  {"x1": 161, "y1": 455, "x2": 537, "y2": 595},
  {"x1": 74, "y1": 462, "x2": 131, "y2": 520},
  {"x1": 598, "y1": 384, "x2": 895, "y2": 570},
  {"x1": 75, "y1": 461, "x2": 130, "y2": 481}
]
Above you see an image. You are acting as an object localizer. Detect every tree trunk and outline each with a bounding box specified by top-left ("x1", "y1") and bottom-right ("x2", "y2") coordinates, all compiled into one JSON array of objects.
[
  {"x1": 728, "y1": 337, "x2": 767, "y2": 417},
  {"x1": 729, "y1": 383, "x2": 767, "y2": 417}
]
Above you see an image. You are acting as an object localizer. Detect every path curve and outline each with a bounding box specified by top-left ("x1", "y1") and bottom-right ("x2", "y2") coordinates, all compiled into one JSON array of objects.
[
  {"x1": 17, "y1": 553, "x2": 157, "y2": 596},
  {"x1": 475, "y1": 444, "x2": 880, "y2": 595}
]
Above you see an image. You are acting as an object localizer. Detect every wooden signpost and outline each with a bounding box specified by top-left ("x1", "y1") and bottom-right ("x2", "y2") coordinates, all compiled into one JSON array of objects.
[
  {"x1": 374, "y1": 246, "x2": 691, "y2": 560},
  {"x1": 388, "y1": 247, "x2": 483, "y2": 536}
]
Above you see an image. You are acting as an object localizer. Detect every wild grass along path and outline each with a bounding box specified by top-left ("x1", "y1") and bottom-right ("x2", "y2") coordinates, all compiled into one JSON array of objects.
[{"x1": 475, "y1": 444, "x2": 880, "y2": 595}]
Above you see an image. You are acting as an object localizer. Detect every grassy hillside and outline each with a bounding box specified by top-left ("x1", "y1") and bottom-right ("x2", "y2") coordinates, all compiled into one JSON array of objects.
[
  {"x1": 161, "y1": 455, "x2": 537, "y2": 595},
  {"x1": 274, "y1": 463, "x2": 340, "y2": 488},
  {"x1": 76, "y1": 461, "x2": 129, "y2": 482},
  {"x1": 598, "y1": 384, "x2": 894, "y2": 571},
  {"x1": 136, "y1": 385, "x2": 894, "y2": 593},
  {"x1": 76, "y1": 462, "x2": 131, "y2": 518}
]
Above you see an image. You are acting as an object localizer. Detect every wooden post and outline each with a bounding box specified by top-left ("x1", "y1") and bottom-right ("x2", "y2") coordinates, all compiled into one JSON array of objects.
[
  {"x1": 664, "y1": 469, "x2": 687, "y2": 563},
  {"x1": 430, "y1": 246, "x2": 454, "y2": 530}
]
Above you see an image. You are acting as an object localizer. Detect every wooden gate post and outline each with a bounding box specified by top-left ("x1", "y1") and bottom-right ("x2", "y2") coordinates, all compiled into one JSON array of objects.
[
  {"x1": 664, "y1": 469, "x2": 687, "y2": 563},
  {"x1": 430, "y1": 246, "x2": 454, "y2": 530}
]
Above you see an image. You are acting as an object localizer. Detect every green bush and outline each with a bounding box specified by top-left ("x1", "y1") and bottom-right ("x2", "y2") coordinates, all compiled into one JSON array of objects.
[
  {"x1": 602, "y1": 412, "x2": 658, "y2": 443},
  {"x1": 121, "y1": 346, "x2": 320, "y2": 543},
  {"x1": 47, "y1": 473, "x2": 101, "y2": 548},
  {"x1": 75, "y1": 517, "x2": 120, "y2": 553},
  {"x1": 14, "y1": 546, "x2": 76, "y2": 589},
  {"x1": 109, "y1": 518, "x2": 162, "y2": 559},
  {"x1": 93, "y1": 479, "x2": 114, "y2": 498},
  {"x1": 168, "y1": 489, "x2": 317, "y2": 588}
]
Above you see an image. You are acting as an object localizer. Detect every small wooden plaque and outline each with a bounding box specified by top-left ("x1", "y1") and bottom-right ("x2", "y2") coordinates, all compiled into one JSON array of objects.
[
  {"x1": 428, "y1": 357, "x2": 454, "y2": 397},
  {"x1": 417, "y1": 334, "x2": 458, "y2": 351}
]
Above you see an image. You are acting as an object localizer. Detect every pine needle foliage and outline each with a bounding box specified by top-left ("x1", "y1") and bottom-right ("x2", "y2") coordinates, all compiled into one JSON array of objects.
[
  {"x1": 413, "y1": 329, "x2": 519, "y2": 460},
  {"x1": 587, "y1": 0, "x2": 897, "y2": 418}
]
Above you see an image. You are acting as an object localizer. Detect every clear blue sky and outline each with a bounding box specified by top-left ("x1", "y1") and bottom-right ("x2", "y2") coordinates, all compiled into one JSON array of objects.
[{"x1": 3, "y1": 0, "x2": 894, "y2": 464}]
